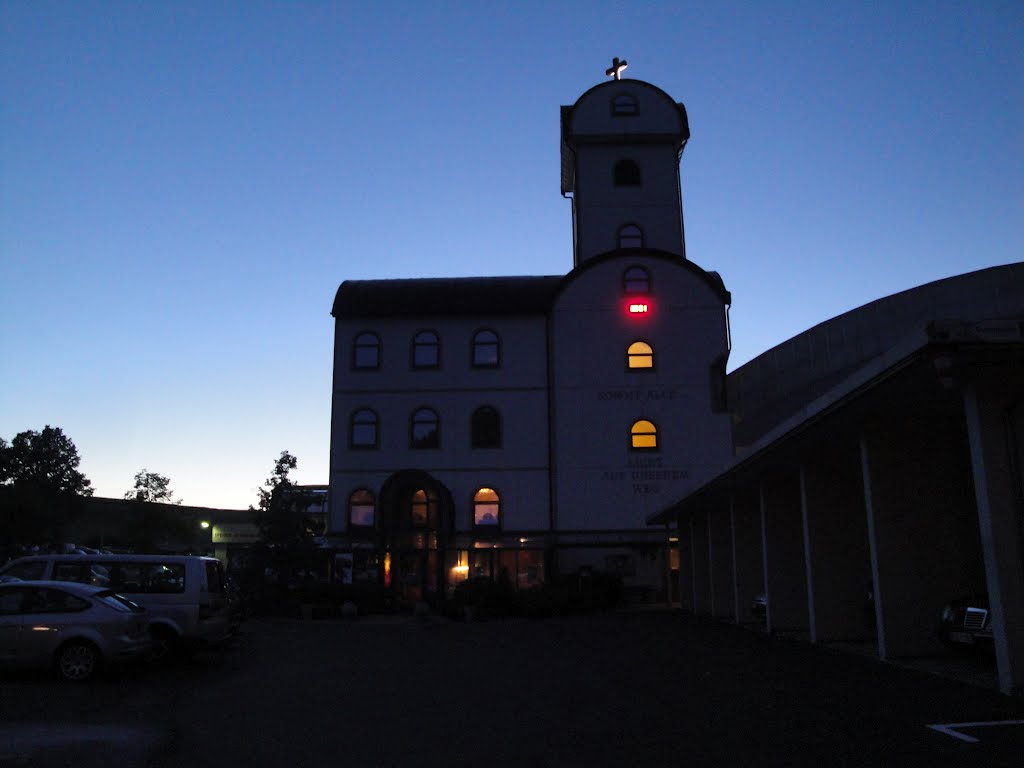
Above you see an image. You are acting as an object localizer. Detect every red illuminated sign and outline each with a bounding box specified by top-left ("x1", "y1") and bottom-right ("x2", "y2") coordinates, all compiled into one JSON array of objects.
[{"x1": 628, "y1": 302, "x2": 649, "y2": 314}]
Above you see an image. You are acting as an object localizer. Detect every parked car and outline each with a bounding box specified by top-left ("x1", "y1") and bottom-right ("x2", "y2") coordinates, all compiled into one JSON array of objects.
[
  {"x1": 936, "y1": 593, "x2": 993, "y2": 650},
  {"x1": 0, "y1": 554, "x2": 231, "y2": 662},
  {"x1": 0, "y1": 581, "x2": 151, "y2": 681}
]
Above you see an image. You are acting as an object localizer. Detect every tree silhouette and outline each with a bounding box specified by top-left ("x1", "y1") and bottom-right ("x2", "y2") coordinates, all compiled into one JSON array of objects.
[
  {"x1": 124, "y1": 469, "x2": 180, "y2": 504},
  {"x1": 0, "y1": 426, "x2": 92, "y2": 546}
]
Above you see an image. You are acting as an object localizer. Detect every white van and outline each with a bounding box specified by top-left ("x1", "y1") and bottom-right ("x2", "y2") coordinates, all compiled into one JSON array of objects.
[{"x1": 0, "y1": 554, "x2": 231, "y2": 660}]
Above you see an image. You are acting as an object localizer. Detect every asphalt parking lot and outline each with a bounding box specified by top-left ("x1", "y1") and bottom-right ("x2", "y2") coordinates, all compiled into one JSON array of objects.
[{"x1": 2, "y1": 609, "x2": 1023, "y2": 767}]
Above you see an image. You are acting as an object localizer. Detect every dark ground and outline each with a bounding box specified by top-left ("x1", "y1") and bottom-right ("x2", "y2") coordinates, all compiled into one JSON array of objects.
[{"x1": 2, "y1": 609, "x2": 1023, "y2": 767}]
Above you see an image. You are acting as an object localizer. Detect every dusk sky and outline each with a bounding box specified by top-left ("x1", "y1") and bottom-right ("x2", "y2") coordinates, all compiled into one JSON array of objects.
[{"x1": 2, "y1": 2, "x2": 1020, "y2": 510}]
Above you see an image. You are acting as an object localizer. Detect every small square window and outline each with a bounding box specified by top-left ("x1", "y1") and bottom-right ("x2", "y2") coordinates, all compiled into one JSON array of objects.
[
  {"x1": 612, "y1": 93, "x2": 639, "y2": 116},
  {"x1": 624, "y1": 266, "x2": 651, "y2": 294}
]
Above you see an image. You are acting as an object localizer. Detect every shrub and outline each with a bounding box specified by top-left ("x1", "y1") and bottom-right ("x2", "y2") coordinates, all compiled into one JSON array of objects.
[
  {"x1": 520, "y1": 584, "x2": 570, "y2": 618},
  {"x1": 449, "y1": 576, "x2": 519, "y2": 621}
]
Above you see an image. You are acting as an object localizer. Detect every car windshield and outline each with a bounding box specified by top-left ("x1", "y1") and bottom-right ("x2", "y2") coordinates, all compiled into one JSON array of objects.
[{"x1": 95, "y1": 590, "x2": 146, "y2": 613}]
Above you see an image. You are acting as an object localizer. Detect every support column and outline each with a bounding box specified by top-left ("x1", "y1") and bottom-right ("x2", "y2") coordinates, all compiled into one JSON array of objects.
[
  {"x1": 676, "y1": 511, "x2": 694, "y2": 612},
  {"x1": 731, "y1": 486, "x2": 763, "y2": 624},
  {"x1": 861, "y1": 411, "x2": 982, "y2": 659},
  {"x1": 800, "y1": 442, "x2": 872, "y2": 642},
  {"x1": 964, "y1": 369, "x2": 1024, "y2": 695},
  {"x1": 761, "y1": 472, "x2": 809, "y2": 633},
  {"x1": 709, "y1": 503, "x2": 735, "y2": 618},
  {"x1": 691, "y1": 510, "x2": 711, "y2": 615}
]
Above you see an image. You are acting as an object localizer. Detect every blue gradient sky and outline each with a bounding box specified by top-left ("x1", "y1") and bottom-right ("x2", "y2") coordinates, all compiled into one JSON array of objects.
[{"x1": 2, "y1": 2, "x2": 1020, "y2": 510}]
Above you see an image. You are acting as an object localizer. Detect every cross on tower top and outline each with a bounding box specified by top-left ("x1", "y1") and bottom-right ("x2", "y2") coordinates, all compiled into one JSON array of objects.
[{"x1": 605, "y1": 57, "x2": 628, "y2": 81}]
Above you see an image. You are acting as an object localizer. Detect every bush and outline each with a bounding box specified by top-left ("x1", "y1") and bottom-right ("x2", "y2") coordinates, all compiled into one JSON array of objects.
[
  {"x1": 552, "y1": 569, "x2": 624, "y2": 613},
  {"x1": 520, "y1": 584, "x2": 570, "y2": 618},
  {"x1": 449, "y1": 576, "x2": 519, "y2": 621}
]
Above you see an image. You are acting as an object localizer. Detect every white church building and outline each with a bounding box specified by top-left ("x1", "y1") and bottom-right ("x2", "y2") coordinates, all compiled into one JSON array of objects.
[{"x1": 327, "y1": 64, "x2": 733, "y2": 605}]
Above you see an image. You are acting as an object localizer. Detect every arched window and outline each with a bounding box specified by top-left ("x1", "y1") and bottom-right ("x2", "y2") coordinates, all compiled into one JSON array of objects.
[
  {"x1": 631, "y1": 420, "x2": 658, "y2": 450},
  {"x1": 471, "y1": 406, "x2": 501, "y2": 449},
  {"x1": 410, "y1": 407, "x2": 439, "y2": 449},
  {"x1": 412, "y1": 330, "x2": 440, "y2": 368},
  {"x1": 411, "y1": 488, "x2": 438, "y2": 528},
  {"x1": 350, "y1": 409, "x2": 378, "y2": 449},
  {"x1": 623, "y1": 266, "x2": 651, "y2": 294},
  {"x1": 618, "y1": 224, "x2": 644, "y2": 249},
  {"x1": 611, "y1": 93, "x2": 639, "y2": 116},
  {"x1": 349, "y1": 489, "x2": 375, "y2": 528},
  {"x1": 352, "y1": 332, "x2": 380, "y2": 370},
  {"x1": 472, "y1": 329, "x2": 500, "y2": 367},
  {"x1": 473, "y1": 487, "x2": 500, "y2": 528},
  {"x1": 614, "y1": 158, "x2": 641, "y2": 187},
  {"x1": 628, "y1": 341, "x2": 654, "y2": 369}
]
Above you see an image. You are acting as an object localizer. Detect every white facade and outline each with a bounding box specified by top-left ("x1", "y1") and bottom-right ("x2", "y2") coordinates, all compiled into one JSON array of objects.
[
  {"x1": 550, "y1": 254, "x2": 732, "y2": 532},
  {"x1": 327, "y1": 74, "x2": 732, "y2": 602}
]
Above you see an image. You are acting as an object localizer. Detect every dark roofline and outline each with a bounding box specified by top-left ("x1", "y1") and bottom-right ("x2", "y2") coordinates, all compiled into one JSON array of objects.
[
  {"x1": 332, "y1": 275, "x2": 563, "y2": 318},
  {"x1": 333, "y1": 251, "x2": 729, "y2": 320},
  {"x1": 555, "y1": 249, "x2": 731, "y2": 305}
]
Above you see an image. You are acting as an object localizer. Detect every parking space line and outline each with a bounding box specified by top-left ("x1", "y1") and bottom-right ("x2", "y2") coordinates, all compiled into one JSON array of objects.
[{"x1": 926, "y1": 720, "x2": 1024, "y2": 743}]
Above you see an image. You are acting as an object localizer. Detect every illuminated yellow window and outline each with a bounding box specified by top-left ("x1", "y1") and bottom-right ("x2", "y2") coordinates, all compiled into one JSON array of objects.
[
  {"x1": 627, "y1": 341, "x2": 654, "y2": 369},
  {"x1": 631, "y1": 420, "x2": 658, "y2": 450},
  {"x1": 411, "y1": 489, "x2": 429, "y2": 527},
  {"x1": 473, "y1": 487, "x2": 500, "y2": 528}
]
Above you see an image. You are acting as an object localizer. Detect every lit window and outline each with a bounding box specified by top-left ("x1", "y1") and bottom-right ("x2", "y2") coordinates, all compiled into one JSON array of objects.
[
  {"x1": 411, "y1": 488, "x2": 438, "y2": 528},
  {"x1": 631, "y1": 420, "x2": 658, "y2": 450},
  {"x1": 628, "y1": 341, "x2": 654, "y2": 369},
  {"x1": 623, "y1": 266, "x2": 650, "y2": 294},
  {"x1": 412, "y1": 330, "x2": 439, "y2": 368},
  {"x1": 471, "y1": 406, "x2": 501, "y2": 449},
  {"x1": 410, "y1": 407, "x2": 439, "y2": 449},
  {"x1": 473, "y1": 487, "x2": 500, "y2": 528},
  {"x1": 352, "y1": 332, "x2": 380, "y2": 370},
  {"x1": 472, "y1": 329, "x2": 500, "y2": 367},
  {"x1": 611, "y1": 93, "x2": 638, "y2": 116},
  {"x1": 350, "y1": 409, "x2": 378, "y2": 449},
  {"x1": 618, "y1": 224, "x2": 644, "y2": 249},
  {"x1": 614, "y1": 158, "x2": 641, "y2": 187},
  {"x1": 349, "y1": 489, "x2": 375, "y2": 528}
]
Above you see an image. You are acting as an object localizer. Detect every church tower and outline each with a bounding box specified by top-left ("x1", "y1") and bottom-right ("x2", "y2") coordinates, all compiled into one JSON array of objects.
[{"x1": 561, "y1": 58, "x2": 691, "y2": 267}]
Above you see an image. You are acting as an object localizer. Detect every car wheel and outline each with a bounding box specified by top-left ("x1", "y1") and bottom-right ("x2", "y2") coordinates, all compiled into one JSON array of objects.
[
  {"x1": 148, "y1": 625, "x2": 180, "y2": 664},
  {"x1": 56, "y1": 641, "x2": 100, "y2": 682}
]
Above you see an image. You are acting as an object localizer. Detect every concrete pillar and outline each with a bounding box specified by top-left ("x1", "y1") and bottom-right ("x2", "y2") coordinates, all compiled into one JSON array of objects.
[
  {"x1": 691, "y1": 510, "x2": 711, "y2": 615},
  {"x1": 676, "y1": 511, "x2": 694, "y2": 612},
  {"x1": 708, "y1": 503, "x2": 735, "y2": 618},
  {"x1": 761, "y1": 472, "x2": 809, "y2": 633},
  {"x1": 800, "y1": 443, "x2": 873, "y2": 642},
  {"x1": 731, "y1": 486, "x2": 763, "y2": 624},
  {"x1": 861, "y1": 411, "x2": 982, "y2": 659},
  {"x1": 963, "y1": 369, "x2": 1024, "y2": 695}
]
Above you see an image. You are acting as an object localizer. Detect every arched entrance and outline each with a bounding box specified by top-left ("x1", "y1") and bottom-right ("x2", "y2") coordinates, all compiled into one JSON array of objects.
[{"x1": 378, "y1": 469, "x2": 454, "y2": 609}]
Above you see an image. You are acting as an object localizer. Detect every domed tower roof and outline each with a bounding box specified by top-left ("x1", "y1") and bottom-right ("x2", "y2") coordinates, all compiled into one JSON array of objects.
[{"x1": 561, "y1": 76, "x2": 690, "y2": 196}]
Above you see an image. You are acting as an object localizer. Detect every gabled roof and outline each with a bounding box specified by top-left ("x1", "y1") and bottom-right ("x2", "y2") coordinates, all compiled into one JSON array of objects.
[{"x1": 332, "y1": 276, "x2": 563, "y2": 318}]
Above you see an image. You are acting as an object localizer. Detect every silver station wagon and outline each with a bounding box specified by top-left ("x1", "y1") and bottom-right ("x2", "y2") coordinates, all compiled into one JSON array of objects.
[{"x1": 0, "y1": 580, "x2": 151, "y2": 681}]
